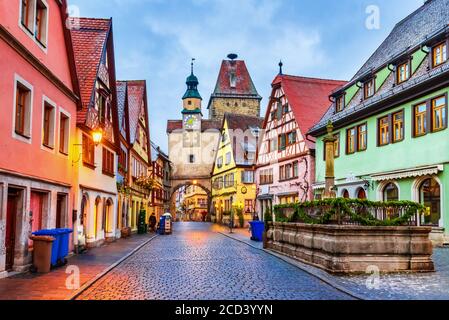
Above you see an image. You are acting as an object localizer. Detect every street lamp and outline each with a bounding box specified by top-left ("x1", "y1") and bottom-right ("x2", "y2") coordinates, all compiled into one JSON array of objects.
[{"x1": 92, "y1": 128, "x2": 103, "y2": 146}]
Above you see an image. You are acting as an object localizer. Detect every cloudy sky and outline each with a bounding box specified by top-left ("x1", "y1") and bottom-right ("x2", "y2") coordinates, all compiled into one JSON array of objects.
[{"x1": 69, "y1": 0, "x2": 424, "y2": 151}]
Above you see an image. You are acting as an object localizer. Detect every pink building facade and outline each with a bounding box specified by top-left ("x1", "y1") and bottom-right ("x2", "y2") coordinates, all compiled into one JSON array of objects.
[
  {"x1": 255, "y1": 73, "x2": 346, "y2": 219},
  {"x1": 0, "y1": 0, "x2": 79, "y2": 276}
]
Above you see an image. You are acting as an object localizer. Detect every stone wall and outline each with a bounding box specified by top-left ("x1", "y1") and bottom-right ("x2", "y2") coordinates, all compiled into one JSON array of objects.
[
  {"x1": 265, "y1": 222, "x2": 434, "y2": 274},
  {"x1": 209, "y1": 98, "x2": 260, "y2": 121}
]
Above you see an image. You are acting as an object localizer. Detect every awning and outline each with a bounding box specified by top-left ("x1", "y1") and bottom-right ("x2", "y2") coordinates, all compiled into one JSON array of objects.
[
  {"x1": 370, "y1": 164, "x2": 444, "y2": 182},
  {"x1": 276, "y1": 191, "x2": 299, "y2": 197},
  {"x1": 257, "y1": 194, "x2": 274, "y2": 200},
  {"x1": 312, "y1": 183, "x2": 325, "y2": 190}
]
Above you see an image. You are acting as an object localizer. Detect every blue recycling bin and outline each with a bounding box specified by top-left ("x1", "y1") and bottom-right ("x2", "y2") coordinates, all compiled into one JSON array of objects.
[
  {"x1": 158, "y1": 216, "x2": 166, "y2": 235},
  {"x1": 57, "y1": 228, "x2": 73, "y2": 261},
  {"x1": 32, "y1": 229, "x2": 61, "y2": 266},
  {"x1": 249, "y1": 221, "x2": 265, "y2": 242}
]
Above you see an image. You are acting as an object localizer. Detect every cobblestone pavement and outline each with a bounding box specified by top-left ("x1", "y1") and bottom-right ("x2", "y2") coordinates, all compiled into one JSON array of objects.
[
  {"x1": 76, "y1": 223, "x2": 352, "y2": 300},
  {"x1": 332, "y1": 248, "x2": 449, "y2": 300},
  {"x1": 0, "y1": 234, "x2": 154, "y2": 300}
]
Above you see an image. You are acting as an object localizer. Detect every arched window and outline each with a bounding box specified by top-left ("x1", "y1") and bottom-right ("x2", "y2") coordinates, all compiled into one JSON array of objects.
[
  {"x1": 383, "y1": 183, "x2": 399, "y2": 202},
  {"x1": 357, "y1": 188, "x2": 367, "y2": 200},
  {"x1": 342, "y1": 189, "x2": 350, "y2": 199},
  {"x1": 419, "y1": 178, "x2": 441, "y2": 226}
]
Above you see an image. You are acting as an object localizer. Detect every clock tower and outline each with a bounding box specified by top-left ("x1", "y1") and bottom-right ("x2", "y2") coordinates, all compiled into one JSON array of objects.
[{"x1": 182, "y1": 59, "x2": 202, "y2": 131}]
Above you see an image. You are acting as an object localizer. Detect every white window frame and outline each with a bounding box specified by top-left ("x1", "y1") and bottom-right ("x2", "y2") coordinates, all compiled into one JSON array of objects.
[
  {"x1": 13, "y1": 74, "x2": 34, "y2": 144},
  {"x1": 58, "y1": 107, "x2": 71, "y2": 157},
  {"x1": 18, "y1": 0, "x2": 49, "y2": 53},
  {"x1": 41, "y1": 95, "x2": 57, "y2": 152}
]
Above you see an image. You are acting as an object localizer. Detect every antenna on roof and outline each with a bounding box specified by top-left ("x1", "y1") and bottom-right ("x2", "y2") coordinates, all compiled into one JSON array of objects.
[
  {"x1": 279, "y1": 60, "x2": 283, "y2": 75},
  {"x1": 227, "y1": 53, "x2": 238, "y2": 61},
  {"x1": 191, "y1": 58, "x2": 196, "y2": 75}
]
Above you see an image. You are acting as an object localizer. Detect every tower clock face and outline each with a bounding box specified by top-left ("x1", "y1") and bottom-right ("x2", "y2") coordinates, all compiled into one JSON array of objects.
[{"x1": 183, "y1": 114, "x2": 200, "y2": 130}]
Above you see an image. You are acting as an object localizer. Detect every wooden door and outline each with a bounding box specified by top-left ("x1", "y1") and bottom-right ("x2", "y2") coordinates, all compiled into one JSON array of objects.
[
  {"x1": 6, "y1": 194, "x2": 17, "y2": 271},
  {"x1": 30, "y1": 191, "x2": 43, "y2": 233}
]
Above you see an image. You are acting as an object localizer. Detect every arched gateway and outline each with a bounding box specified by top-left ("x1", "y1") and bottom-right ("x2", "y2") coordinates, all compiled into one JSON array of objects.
[{"x1": 170, "y1": 178, "x2": 213, "y2": 221}]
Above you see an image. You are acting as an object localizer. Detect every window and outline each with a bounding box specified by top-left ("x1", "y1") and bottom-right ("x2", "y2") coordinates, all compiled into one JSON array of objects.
[
  {"x1": 278, "y1": 134, "x2": 287, "y2": 151},
  {"x1": 224, "y1": 173, "x2": 235, "y2": 188},
  {"x1": 213, "y1": 177, "x2": 223, "y2": 190},
  {"x1": 97, "y1": 91, "x2": 107, "y2": 123},
  {"x1": 82, "y1": 134, "x2": 95, "y2": 167},
  {"x1": 21, "y1": 0, "x2": 34, "y2": 31},
  {"x1": 35, "y1": 0, "x2": 48, "y2": 46},
  {"x1": 419, "y1": 178, "x2": 441, "y2": 226},
  {"x1": 432, "y1": 42, "x2": 447, "y2": 68},
  {"x1": 259, "y1": 169, "x2": 273, "y2": 185},
  {"x1": 279, "y1": 165, "x2": 285, "y2": 181},
  {"x1": 269, "y1": 138, "x2": 277, "y2": 153},
  {"x1": 244, "y1": 200, "x2": 254, "y2": 213},
  {"x1": 393, "y1": 111, "x2": 404, "y2": 142},
  {"x1": 15, "y1": 83, "x2": 31, "y2": 138},
  {"x1": 357, "y1": 124, "x2": 367, "y2": 151},
  {"x1": 383, "y1": 183, "x2": 399, "y2": 202},
  {"x1": 334, "y1": 134, "x2": 340, "y2": 158},
  {"x1": 217, "y1": 156, "x2": 223, "y2": 169},
  {"x1": 230, "y1": 72, "x2": 236, "y2": 88},
  {"x1": 189, "y1": 154, "x2": 195, "y2": 163},
  {"x1": 118, "y1": 148, "x2": 127, "y2": 172},
  {"x1": 102, "y1": 148, "x2": 114, "y2": 176},
  {"x1": 432, "y1": 96, "x2": 447, "y2": 132},
  {"x1": 364, "y1": 78, "x2": 375, "y2": 99},
  {"x1": 293, "y1": 161, "x2": 299, "y2": 178},
  {"x1": 346, "y1": 128, "x2": 356, "y2": 154},
  {"x1": 414, "y1": 103, "x2": 427, "y2": 137},
  {"x1": 59, "y1": 112, "x2": 69, "y2": 155},
  {"x1": 287, "y1": 131, "x2": 297, "y2": 145},
  {"x1": 378, "y1": 117, "x2": 390, "y2": 146},
  {"x1": 336, "y1": 95, "x2": 345, "y2": 112},
  {"x1": 397, "y1": 62, "x2": 410, "y2": 84},
  {"x1": 241, "y1": 171, "x2": 254, "y2": 184},
  {"x1": 285, "y1": 163, "x2": 293, "y2": 180},
  {"x1": 225, "y1": 152, "x2": 232, "y2": 165},
  {"x1": 283, "y1": 104, "x2": 290, "y2": 114},
  {"x1": 42, "y1": 102, "x2": 55, "y2": 148}
]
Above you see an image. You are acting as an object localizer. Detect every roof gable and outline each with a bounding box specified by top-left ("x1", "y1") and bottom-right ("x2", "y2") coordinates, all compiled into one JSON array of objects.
[
  {"x1": 209, "y1": 60, "x2": 261, "y2": 102},
  {"x1": 70, "y1": 17, "x2": 111, "y2": 124},
  {"x1": 267, "y1": 75, "x2": 346, "y2": 148}
]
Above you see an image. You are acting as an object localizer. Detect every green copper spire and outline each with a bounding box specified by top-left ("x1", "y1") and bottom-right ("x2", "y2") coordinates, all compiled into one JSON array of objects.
[{"x1": 183, "y1": 58, "x2": 202, "y2": 100}]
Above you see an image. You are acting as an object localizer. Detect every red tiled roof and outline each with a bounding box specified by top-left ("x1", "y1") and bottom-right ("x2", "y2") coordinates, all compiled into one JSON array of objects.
[
  {"x1": 208, "y1": 60, "x2": 261, "y2": 108},
  {"x1": 225, "y1": 113, "x2": 264, "y2": 131},
  {"x1": 270, "y1": 74, "x2": 347, "y2": 148},
  {"x1": 126, "y1": 80, "x2": 146, "y2": 144},
  {"x1": 69, "y1": 17, "x2": 111, "y2": 124}
]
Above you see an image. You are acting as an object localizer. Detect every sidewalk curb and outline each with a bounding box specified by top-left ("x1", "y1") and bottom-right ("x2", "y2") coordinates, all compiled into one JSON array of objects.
[
  {"x1": 67, "y1": 235, "x2": 158, "y2": 300},
  {"x1": 218, "y1": 231, "x2": 369, "y2": 301}
]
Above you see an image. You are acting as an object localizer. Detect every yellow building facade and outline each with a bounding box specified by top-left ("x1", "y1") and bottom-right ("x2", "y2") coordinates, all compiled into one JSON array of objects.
[
  {"x1": 182, "y1": 185, "x2": 208, "y2": 221},
  {"x1": 211, "y1": 114, "x2": 263, "y2": 228}
]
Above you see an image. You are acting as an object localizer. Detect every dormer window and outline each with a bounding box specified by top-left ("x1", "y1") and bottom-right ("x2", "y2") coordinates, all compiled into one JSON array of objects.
[
  {"x1": 364, "y1": 78, "x2": 375, "y2": 99},
  {"x1": 432, "y1": 42, "x2": 447, "y2": 68},
  {"x1": 230, "y1": 72, "x2": 236, "y2": 88},
  {"x1": 336, "y1": 95, "x2": 345, "y2": 112},
  {"x1": 397, "y1": 61, "x2": 410, "y2": 84}
]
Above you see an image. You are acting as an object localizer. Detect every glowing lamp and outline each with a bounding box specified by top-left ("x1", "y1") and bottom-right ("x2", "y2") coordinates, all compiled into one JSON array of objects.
[
  {"x1": 192, "y1": 180, "x2": 198, "y2": 185},
  {"x1": 92, "y1": 129, "x2": 103, "y2": 146}
]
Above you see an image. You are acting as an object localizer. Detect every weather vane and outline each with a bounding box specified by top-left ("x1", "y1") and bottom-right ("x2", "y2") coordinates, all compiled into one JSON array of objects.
[{"x1": 191, "y1": 58, "x2": 195, "y2": 74}]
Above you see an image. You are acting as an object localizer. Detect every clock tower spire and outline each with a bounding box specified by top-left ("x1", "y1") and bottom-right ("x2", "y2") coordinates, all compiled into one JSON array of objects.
[{"x1": 182, "y1": 58, "x2": 202, "y2": 130}]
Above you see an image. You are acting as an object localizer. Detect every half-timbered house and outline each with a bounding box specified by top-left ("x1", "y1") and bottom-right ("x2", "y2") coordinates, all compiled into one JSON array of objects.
[
  {"x1": 256, "y1": 72, "x2": 346, "y2": 219},
  {"x1": 70, "y1": 17, "x2": 121, "y2": 248}
]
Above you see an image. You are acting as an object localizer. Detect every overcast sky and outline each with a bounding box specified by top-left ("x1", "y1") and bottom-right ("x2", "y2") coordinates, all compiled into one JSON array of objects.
[{"x1": 69, "y1": 0, "x2": 424, "y2": 151}]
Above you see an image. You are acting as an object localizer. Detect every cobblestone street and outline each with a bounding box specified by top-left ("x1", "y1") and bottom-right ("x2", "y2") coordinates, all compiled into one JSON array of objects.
[{"x1": 76, "y1": 223, "x2": 352, "y2": 300}]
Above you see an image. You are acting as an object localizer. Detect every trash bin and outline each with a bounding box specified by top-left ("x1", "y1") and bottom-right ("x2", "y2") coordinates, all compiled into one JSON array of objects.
[
  {"x1": 249, "y1": 221, "x2": 265, "y2": 242},
  {"x1": 57, "y1": 229, "x2": 73, "y2": 264},
  {"x1": 33, "y1": 229, "x2": 61, "y2": 267},
  {"x1": 30, "y1": 236, "x2": 55, "y2": 273},
  {"x1": 158, "y1": 216, "x2": 166, "y2": 235}
]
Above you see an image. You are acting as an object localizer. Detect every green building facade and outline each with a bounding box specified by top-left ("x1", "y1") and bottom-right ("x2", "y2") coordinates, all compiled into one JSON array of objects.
[{"x1": 308, "y1": 0, "x2": 449, "y2": 243}]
